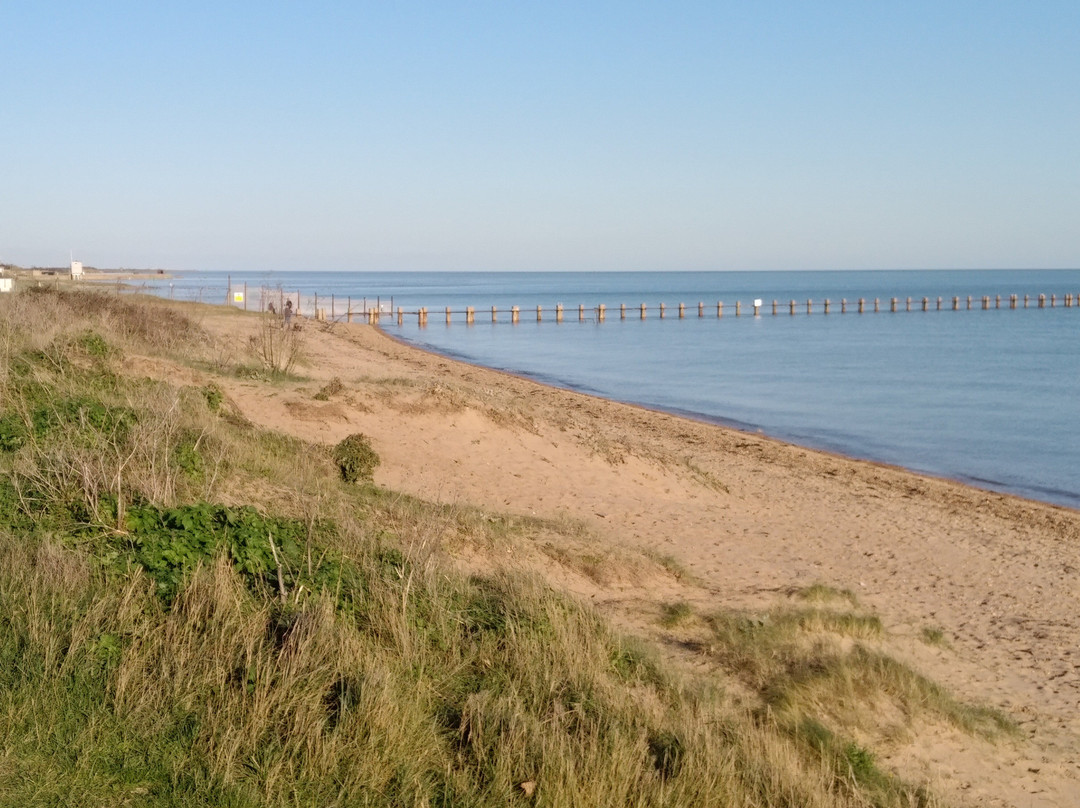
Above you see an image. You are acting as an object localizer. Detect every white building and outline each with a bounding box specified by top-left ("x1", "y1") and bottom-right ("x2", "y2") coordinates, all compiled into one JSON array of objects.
[{"x1": 70, "y1": 260, "x2": 84, "y2": 279}]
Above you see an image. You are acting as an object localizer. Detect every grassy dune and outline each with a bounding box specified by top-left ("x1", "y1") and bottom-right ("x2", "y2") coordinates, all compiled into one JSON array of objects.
[{"x1": 0, "y1": 289, "x2": 1013, "y2": 806}]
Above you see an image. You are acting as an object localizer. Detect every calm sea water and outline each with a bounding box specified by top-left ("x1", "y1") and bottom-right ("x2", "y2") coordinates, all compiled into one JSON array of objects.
[{"x1": 131, "y1": 269, "x2": 1080, "y2": 509}]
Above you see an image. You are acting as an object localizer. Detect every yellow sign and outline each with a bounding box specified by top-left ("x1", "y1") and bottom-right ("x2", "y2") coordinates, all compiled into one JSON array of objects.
[{"x1": 233, "y1": 292, "x2": 244, "y2": 303}]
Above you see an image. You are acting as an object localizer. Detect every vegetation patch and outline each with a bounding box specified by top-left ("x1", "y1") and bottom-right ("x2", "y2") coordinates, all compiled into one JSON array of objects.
[
  {"x1": 115, "y1": 503, "x2": 345, "y2": 603},
  {"x1": 696, "y1": 599, "x2": 1016, "y2": 804},
  {"x1": 313, "y1": 377, "x2": 345, "y2": 400},
  {"x1": 797, "y1": 583, "x2": 859, "y2": 606},
  {"x1": 920, "y1": 626, "x2": 949, "y2": 647},
  {"x1": 332, "y1": 433, "x2": 380, "y2": 483},
  {"x1": 660, "y1": 601, "x2": 694, "y2": 628},
  {"x1": 201, "y1": 384, "x2": 224, "y2": 412}
]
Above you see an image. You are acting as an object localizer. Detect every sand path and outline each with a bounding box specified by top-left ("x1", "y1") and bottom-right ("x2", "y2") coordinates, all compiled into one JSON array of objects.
[{"x1": 187, "y1": 312, "x2": 1080, "y2": 807}]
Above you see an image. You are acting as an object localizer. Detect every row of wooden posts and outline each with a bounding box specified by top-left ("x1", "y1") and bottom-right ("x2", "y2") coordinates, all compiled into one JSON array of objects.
[
  {"x1": 225, "y1": 280, "x2": 1077, "y2": 326},
  {"x1": 398, "y1": 292, "x2": 1076, "y2": 326}
]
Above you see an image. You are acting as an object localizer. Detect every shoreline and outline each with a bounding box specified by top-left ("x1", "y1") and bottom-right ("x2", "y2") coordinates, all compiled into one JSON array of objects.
[
  {"x1": 387, "y1": 328, "x2": 1080, "y2": 514},
  {"x1": 79, "y1": 267, "x2": 1080, "y2": 516}
]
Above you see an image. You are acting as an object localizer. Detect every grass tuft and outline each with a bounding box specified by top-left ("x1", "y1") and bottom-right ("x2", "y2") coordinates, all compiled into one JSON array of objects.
[
  {"x1": 660, "y1": 601, "x2": 695, "y2": 628},
  {"x1": 920, "y1": 626, "x2": 949, "y2": 647}
]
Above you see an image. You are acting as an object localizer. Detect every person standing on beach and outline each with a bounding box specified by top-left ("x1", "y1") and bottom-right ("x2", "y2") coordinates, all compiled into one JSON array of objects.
[{"x1": 284, "y1": 299, "x2": 293, "y2": 328}]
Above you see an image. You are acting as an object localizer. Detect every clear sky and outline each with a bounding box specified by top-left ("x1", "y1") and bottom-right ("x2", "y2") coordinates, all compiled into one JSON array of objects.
[{"x1": 2, "y1": 1, "x2": 1078, "y2": 272}]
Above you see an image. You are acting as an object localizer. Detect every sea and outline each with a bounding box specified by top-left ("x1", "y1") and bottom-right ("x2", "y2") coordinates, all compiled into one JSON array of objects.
[{"x1": 126, "y1": 269, "x2": 1080, "y2": 510}]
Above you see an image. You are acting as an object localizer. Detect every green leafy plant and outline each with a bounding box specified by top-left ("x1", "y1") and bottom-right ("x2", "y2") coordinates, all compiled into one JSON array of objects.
[
  {"x1": 116, "y1": 503, "x2": 347, "y2": 603},
  {"x1": 75, "y1": 330, "x2": 111, "y2": 359},
  {"x1": 201, "y1": 384, "x2": 223, "y2": 411}
]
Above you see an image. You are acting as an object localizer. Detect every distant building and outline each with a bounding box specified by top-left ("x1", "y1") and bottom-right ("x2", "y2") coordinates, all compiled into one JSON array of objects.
[{"x1": 70, "y1": 260, "x2": 83, "y2": 279}]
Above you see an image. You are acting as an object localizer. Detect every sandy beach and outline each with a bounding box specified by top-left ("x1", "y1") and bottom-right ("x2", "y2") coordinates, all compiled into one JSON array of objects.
[{"x1": 186, "y1": 309, "x2": 1080, "y2": 807}]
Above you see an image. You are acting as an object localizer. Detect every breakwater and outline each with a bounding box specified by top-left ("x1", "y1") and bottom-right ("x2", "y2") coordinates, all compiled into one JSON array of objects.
[
  {"x1": 219, "y1": 276, "x2": 1078, "y2": 326},
  {"x1": 391, "y1": 292, "x2": 1075, "y2": 325}
]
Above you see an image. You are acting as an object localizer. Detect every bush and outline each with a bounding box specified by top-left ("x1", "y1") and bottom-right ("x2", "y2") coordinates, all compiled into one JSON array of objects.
[{"x1": 332, "y1": 433, "x2": 380, "y2": 483}]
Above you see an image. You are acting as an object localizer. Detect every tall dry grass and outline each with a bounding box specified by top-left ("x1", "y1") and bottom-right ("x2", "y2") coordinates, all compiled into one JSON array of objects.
[{"x1": 4, "y1": 528, "x2": 894, "y2": 807}]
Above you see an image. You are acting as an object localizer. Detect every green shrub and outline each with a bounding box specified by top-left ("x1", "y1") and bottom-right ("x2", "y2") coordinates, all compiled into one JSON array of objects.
[
  {"x1": 75, "y1": 330, "x2": 111, "y2": 359},
  {"x1": 201, "y1": 384, "x2": 223, "y2": 412},
  {"x1": 172, "y1": 434, "x2": 205, "y2": 481},
  {"x1": 332, "y1": 433, "x2": 380, "y2": 483}
]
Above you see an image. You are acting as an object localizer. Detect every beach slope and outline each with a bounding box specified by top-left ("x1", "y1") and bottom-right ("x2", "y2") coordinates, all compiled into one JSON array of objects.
[{"x1": 201, "y1": 310, "x2": 1080, "y2": 807}]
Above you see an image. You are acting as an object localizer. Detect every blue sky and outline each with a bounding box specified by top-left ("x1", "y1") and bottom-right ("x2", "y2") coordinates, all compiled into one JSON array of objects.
[{"x1": 2, "y1": 1, "x2": 1078, "y2": 271}]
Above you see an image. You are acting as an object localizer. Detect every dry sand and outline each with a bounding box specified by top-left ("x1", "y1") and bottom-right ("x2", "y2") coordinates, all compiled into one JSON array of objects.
[{"x1": 186, "y1": 310, "x2": 1080, "y2": 807}]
